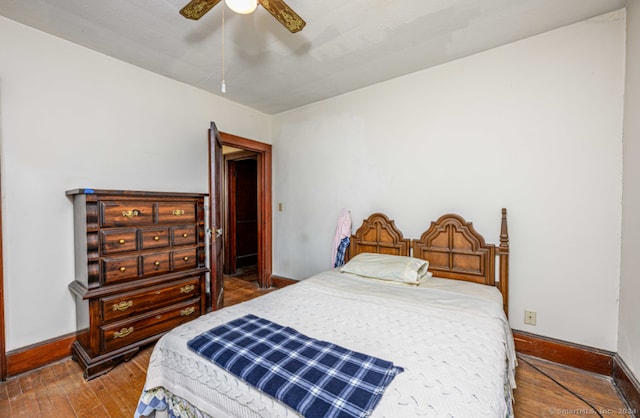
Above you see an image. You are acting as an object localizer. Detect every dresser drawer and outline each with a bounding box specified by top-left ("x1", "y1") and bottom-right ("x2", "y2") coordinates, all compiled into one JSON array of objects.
[
  {"x1": 173, "y1": 248, "x2": 197, "y2": 271},
  {"x1": 100, "y1": 229, "x2": 137, "y2": 255},
  {"x1": 100, "y1": 201, "x2": 155, "y2": 227},
  {"x1": 172, "y1": 225, "x2": 197, "y2": 246},
  {"x1": 140, "y1": 227, "x2": 170, "y2": 250},
  {"x1": 99, "y1": 276, "x2": 202, "y2": 323},
  {"x1": 102, "y1": 256, "x2": 139, "y2": 284},
  {"x1": 100, "y1": 299, "x2": 200, "y2": 352},
  {"x1": 157, "y1": 202, "x2": 197, "y2": 224},
  {"x1": 141, "y1": 251, "x2": 171, "y2": 276}
]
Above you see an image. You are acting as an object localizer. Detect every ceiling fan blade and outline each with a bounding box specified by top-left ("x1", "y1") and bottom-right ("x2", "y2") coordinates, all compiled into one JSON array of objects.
[
  {"x1": 180, "y1": 0, "x2": 223, "y2": 20},
  {"x1": 258, "y1": 0, "x2": 306, "y2": 33}
]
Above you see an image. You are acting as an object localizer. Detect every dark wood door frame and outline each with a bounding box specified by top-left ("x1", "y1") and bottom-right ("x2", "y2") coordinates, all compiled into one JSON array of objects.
[{"x1": 218, "y1": 131, "x2": 272, "y2": 289}]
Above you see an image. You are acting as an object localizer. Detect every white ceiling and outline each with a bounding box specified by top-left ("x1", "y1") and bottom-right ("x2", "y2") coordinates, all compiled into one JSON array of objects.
[{"x1": 0, "y1": 0, "x2": 629, "y2": 114}]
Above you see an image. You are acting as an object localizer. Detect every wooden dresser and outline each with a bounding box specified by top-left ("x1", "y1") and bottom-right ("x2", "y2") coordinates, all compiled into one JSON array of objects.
[{"x1": 67, "y1": 189, "x2": 208, "y2": 379}]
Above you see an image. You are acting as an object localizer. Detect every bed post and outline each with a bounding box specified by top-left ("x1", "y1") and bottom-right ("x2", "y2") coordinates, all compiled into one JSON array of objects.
[{"x1": 498, "y1": 208, "x2": 509, "y2": 317}]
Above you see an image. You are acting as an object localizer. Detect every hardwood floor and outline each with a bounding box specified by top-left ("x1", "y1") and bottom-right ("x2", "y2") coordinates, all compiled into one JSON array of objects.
[
  {"x1": 223, "y1": 267, "x2": 275, "y2": 307},
  {"x1": 0, "y1": 276, "x2": 634, "y2": 417},
  {"x1": 514, "y1": 355, "x2": 633, "y2": 417}
]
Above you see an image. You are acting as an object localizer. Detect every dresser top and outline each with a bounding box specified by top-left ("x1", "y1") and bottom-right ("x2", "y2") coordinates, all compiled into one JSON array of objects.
[{"x1": 66, "y1": 188, "x2": 208, "y2": 198}]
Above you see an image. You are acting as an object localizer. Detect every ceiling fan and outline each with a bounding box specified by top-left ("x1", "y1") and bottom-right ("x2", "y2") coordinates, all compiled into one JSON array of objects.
[{"x1": 180, "y1": 0, "x2": 306, "y2": 33}]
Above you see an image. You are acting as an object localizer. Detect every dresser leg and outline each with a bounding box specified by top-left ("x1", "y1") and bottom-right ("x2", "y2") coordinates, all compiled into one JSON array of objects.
[{"x1": 71, "y1": 341, "x2": 139, "y2": 381}]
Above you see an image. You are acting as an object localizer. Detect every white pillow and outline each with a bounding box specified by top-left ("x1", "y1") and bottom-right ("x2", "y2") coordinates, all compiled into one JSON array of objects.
[{"x1": 340, "y1": 252, "x2": 429, "y2": 285}]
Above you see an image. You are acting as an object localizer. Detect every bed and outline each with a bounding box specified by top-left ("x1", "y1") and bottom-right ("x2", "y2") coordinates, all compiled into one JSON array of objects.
[{"x1": 135, "y1": 209, "x2": 515, "y2": 417}]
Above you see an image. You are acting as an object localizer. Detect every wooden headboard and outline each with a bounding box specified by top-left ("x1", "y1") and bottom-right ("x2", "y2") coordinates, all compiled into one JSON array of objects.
[
  {"x1": 348, "y1": 213, "x2": 411, "y2": 257},
  {"x1": 348, "y1": 209, "x2": 510, "y2": 316}
]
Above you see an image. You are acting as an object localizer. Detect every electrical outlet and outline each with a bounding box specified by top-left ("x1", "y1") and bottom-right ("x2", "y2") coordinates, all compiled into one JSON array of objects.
[{"x1": 524, "y1": 310, "x2": 537, "y2": 326}]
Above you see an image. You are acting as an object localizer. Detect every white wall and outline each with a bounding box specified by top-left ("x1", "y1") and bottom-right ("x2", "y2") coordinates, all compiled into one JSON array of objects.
[
  {"x1": 272, "y1": 11, "x2": 626, "y2": 351},
  {"x1": 0, "y1": 16, "x2": 270, "y2": 351},
  {"x1": 619, "y1": 0, "x2": 640, "y2": 378}
]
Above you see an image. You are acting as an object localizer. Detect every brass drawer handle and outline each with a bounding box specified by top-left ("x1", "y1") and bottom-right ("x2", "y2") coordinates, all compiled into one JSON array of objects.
[
  {"x1": 122, "y1": 209, "x2": 140, "y2": 219},
  {"x1": 181, "y1": 307, "x2": 195, "y2": 316},
  {"x1": 119, "y1": 267, "x2": 127, "y2": 272},
  {"x1": 154, "y1": 236, "x2": 160, "y2": 241},
  {"x1": 182, "y1": 233, "x2": 188, "y2": 238},
  {"x1": 183, "y1": 256, "x2": 189, "y2": 262},
  {"x1": 172, "y1": 209, "x2": 185, "y2": 216},
  {"x1": 113, "y1": 327, "x2": 134, "y2": 339},
  {"x1": 154, "y1": 261, "x2": 161, "y2": 267},
  {"x1": 180, "y1": 284, "x2": 195, "y2": 294},
  {"x1": 113, "y1": 301, "x2": 133, "y2": 312},
  {"x1": 118, "y1": 239, "x2": 126, "y2": 244}
]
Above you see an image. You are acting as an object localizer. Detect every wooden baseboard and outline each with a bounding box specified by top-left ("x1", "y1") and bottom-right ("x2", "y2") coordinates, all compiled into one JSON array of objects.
[
  {"x1": 613, "y1": 354, "x2": 640, "y2": 414},
  {"x1": 271, "y1": 275, "x2": 298, "y2": 288},
  {"x1": 5, "y1": 332, "x2": 76, "y2": 378},
  {"x1": 512, "y1": 329, "x2": 615, "y2": 376}
]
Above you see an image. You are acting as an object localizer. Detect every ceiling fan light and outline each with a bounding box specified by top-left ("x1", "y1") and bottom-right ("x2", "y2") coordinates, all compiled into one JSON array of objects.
[{"x1": 225, "y1": 0, "x2": 257, "y2": 14}]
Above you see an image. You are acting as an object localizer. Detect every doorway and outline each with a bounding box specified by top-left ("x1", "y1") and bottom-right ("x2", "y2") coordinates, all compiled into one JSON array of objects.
[
  {"x1": 209, "y1": 126, "x2": 272, "y2": 311},
  {"x1": 224, "y1": 151, "x2": 258, "y2": 275}
]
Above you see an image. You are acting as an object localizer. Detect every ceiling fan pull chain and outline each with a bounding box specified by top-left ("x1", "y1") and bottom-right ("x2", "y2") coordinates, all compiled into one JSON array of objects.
[{"x1": 221, "y1": 4, "x2": 226, "y2": 94}]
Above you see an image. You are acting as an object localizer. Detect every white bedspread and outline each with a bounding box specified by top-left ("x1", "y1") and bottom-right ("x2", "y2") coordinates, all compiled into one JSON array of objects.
[{"x1": 139, "y1": 270, "x2": 516, "y2": 418}]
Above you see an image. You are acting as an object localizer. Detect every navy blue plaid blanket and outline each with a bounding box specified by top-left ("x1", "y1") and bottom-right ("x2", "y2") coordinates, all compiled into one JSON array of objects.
[{"x1": 187, "y1": 314, "x2": 404, "y2": 418}]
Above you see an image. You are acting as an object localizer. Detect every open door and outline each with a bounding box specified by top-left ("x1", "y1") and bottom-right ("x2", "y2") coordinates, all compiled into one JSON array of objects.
[
  {"x1": 208, "y1": 127, "x2": 272, "y2": 301},
  {"x1": 209, "y1": 122, "x2": 224, "y2": 310}
]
